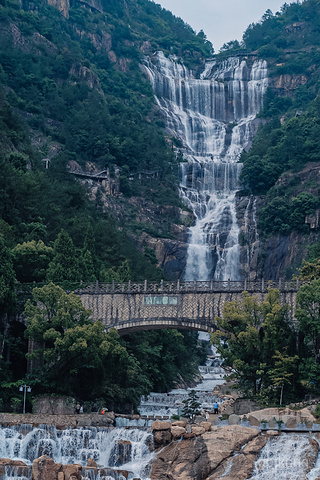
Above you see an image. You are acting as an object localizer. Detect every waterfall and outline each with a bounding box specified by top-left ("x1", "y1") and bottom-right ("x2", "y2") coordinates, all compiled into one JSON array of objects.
[
  {"x1": 138, "y1": 354, "x2": 225, "y2": 419},
  {"x1": 0, "y1": 425, "x2": 154, "y2": 480},
  {"x1": 144, "y1": 52, "x2": 268, "y2": 280},
  {"x1": 250, "y1": 434, "x2": 319, "y2": 480}
]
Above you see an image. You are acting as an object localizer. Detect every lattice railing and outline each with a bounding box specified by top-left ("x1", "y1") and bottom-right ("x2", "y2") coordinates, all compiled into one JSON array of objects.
[{"x1": 18, "y1": 279, "x2": 303, "y2": 295}]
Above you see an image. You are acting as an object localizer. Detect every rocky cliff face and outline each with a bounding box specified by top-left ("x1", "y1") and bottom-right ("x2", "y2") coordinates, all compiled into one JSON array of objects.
[
  {"x1": 47, "y1": 0, "x2": 103, "y2": 18},
  {"x1": 151, "y1": 423, "x2": 319, "y2": 480},
  {"x1": 237, "y1": 162, "x2": 320, "y2": 280},
  {"x1": 47, "y1": 0, "x2": 70, "y2": 18}
]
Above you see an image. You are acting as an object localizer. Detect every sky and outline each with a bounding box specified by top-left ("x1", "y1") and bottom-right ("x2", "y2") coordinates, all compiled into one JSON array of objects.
[{"x1": 157, "y1": 0, "x2": 295, "y2": 52}]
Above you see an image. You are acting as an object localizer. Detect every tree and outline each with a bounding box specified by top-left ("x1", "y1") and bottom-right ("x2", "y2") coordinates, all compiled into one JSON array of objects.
[
  {"x1": 219, "y1": 40, "x2": 241, "y2": 53},
  {"x1": 47, "y1": 230, "x2": 80, "y2": 284},
  {"x1": 24, "y1": 283, "x2": 150, "y2": 406},
  {"x1": 0, "y1": 235, "x2": 17, "y2": 357},
  {"x1": 181, "y1": 390, "x2": 201, "y2": 422},
  {"x1": 269, "y1": 350, "x2": 298, "y2": 405},
  {"x1": 296, "y1": 280, "x2": 320, "y2": 362},
  {"x1": 212, "y1": 289, "x2": 296, "y2": 402},
  {"x1": 12, "y1": 240, "x2": 53, "y2": 283}
]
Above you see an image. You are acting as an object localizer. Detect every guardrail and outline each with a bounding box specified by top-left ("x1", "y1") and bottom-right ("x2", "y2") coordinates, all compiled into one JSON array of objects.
[{"x1": 18, "y1": 279, "x2": 302, "y2": 295}]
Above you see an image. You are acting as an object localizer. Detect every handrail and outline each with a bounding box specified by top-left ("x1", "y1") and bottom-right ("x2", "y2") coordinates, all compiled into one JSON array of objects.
[{"x1": 17, "y1": 279, "x2": 303, "y2": 295}]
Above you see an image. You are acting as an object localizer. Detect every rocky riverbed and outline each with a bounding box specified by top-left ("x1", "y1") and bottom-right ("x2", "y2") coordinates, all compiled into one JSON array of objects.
[{"x1": 1, "y1": 420, "x2": 320, "y2": 480}]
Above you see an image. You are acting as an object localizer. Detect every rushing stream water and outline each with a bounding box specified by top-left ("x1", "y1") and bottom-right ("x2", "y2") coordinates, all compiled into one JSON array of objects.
[
  {"x1": 0, "y1": 425, "x2": 154, "y2": 480},
  {"x1": 138, "y1": 347, "x2": 225, "y2": 420}
]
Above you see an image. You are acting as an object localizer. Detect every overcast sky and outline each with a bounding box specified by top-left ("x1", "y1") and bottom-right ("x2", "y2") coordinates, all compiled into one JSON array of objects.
[{"x1": 156, "y1": 0, "x2": 298, "y2": 52}]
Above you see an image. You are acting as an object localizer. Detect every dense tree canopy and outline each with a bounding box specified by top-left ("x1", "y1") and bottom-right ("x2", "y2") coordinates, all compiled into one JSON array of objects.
[
  {"x1": 21, "y1": 283, "x2": 206, "y2": 410},
  {"x1": 239, "y1": 0, "x2": 320, "y2": 238},
  {"x1": 212, "y1": 289, "x2": 299, "y2": 404},
  {"x1": 0, "y1": 0, "x2": 213, "y2": 412}
]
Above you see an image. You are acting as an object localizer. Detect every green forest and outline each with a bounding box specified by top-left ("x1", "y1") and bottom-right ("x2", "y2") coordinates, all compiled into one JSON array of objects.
[
  {"x1": 2, "y1": 0, "x2": 320, "y2": 413},
  {"x1": 238, "y1": 0, "x2": 320, "y2": 237},
  {"x1": 211, "y1": 0, "x2": 320, "y2": 405},
  {"x1": 0, "y1": 0, "x2": 211, "y2": 412}
]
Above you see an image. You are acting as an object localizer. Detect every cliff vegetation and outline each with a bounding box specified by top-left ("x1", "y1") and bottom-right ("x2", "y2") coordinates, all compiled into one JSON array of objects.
[{"x1": 0, "y1": 0, "x2": 210, "y2": 411}]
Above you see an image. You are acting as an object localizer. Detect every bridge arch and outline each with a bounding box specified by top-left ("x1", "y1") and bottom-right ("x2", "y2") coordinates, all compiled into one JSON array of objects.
[{"x1": 106, "y1": 318, "x2": 217, "y2": 335}]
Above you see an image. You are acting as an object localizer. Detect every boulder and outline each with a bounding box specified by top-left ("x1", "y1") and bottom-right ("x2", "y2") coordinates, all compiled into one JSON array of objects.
[
  {"x1": 152, "y1": 421, "x2": 171, "y2": 431},
  {"x1": 201, "y1": 421, "x2": 211, "y2": 432},
  {"x1": 62, "y1": 464, "x2": 82, "y2": 479},
  {"x1": 248, "y1": 415, "x2": 260, "y2": 427},
  {"x1": 242, "y1": 435, "x2": 268, "y2": 454},
  {"x1": 266, "y1": 430, "x2": 281, "y2": 436},
  {"x1": 228, "y1": 414, "x2": 240, "y2": 425},
  {"x1": 191, "y1": 426, "x2": 205, "y2": 436},
  {"x1": 268, "y1": 418, "x2": 277, "y2": 428},
  {"x1": 32, "y1": 455, "x2": 63, "y2": 480},
  {"x1": 171, "y1": 426, "x2": 186, "y2": 439},
  {"x1": 286, "y1": 416, "x2": 297, "y2": 429},
  {"x1": 172, "y1": 420, "x2": 187, "y2": 428},
  {"x1": 207, "y1": 453, "x2": 258, "y2": 480},
  {"x1": 151, "y1": 425, "x2": 260, "y2": 480},
  {"x1": 153, "y1": 429, "x2": 172, "y2": 446}
]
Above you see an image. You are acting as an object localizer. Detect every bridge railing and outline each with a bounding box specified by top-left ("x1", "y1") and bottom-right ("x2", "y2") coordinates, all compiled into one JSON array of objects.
[{"x1": 18, "y1": 279, "x2": 302, "y2": 295}]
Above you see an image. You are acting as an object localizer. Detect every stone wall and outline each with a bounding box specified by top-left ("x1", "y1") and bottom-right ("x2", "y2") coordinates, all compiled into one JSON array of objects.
[
  {"x1": 33, "y1": 396, "x2": 76, "y2": 415},
  {"x1": 0, "y1": 412, "x2": 114, "y2": 427}
]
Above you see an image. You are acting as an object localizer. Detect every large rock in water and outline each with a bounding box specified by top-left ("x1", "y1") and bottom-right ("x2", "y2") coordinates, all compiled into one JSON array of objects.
[{"x1": 150, "y1": 426, "x2": 260, "y2": 480}]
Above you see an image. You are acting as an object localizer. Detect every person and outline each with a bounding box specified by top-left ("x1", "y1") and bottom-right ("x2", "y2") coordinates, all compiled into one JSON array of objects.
[
  {"x1": 213, "y1": 402, "x2": 219, "y2": 414},
  {"x1": 76, "y1": 403, "x2": 80, "y2": 414},
  {"x1": 79, "y1": 405, "x2": 83, "y2": 414}
]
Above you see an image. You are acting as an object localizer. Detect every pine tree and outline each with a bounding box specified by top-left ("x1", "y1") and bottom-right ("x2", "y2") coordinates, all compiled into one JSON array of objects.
[
  {"x1": 181, "y1": 390, "x2": 201, "y2": 422},
  {"x1": 47, "y1": 230, "x2": 80, "y2": 283}
]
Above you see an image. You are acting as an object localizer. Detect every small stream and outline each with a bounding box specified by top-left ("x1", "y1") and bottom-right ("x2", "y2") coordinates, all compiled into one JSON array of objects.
[{"x1": 138, "y1": 339, "x2": 226, "y2": 420}]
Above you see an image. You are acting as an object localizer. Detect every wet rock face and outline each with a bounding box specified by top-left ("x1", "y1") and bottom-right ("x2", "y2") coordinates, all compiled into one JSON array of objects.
[
  {"x1": 236, "y1": 163, "x2": 320, "y2": 281},
  {"x1": 150, "y1": 425, "x2": 261, "y2": 480},
  {"x1": 109, "y1": 440, "x2": 132, "y2": 467}
]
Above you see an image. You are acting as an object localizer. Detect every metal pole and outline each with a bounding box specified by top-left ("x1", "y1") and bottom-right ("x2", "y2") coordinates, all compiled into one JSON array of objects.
[
  {"x1": 280, "y1": 384, "x2": 283, "y2": 406},
  {"x1": 23, "y1": 386, "x2": 26, "y2": 414}
]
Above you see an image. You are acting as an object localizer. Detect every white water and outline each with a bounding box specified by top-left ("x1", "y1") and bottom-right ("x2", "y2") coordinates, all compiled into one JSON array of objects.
[
  {"x1": 0, "y1": 425, "x2": 154, "y2": 480},
  {"x1": 144, "y1": 52, "x2": 268, "y2": 280},
  {"x1": 250, "y1": 434, "x2": 319, "y2": 480},
  {"x1": 138, "y1": 349, "x2": 225, "y2": 419}
]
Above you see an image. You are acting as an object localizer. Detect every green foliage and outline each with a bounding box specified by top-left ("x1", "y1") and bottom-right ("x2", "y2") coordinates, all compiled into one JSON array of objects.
[
  {"x1": 258, "y1": 192, "x2": 319, "y2": 236},
  {"x1": 47, "y1": 230, "x2": 81, "y2": 283},
  {"x1": 0, "y1": 0, "x2": 196, "y2": 290},
  {"x1": 181, "y1": 390, "x2": 201, "y2": 422},
  {"x1": 10, "y1": 397, "x2": 22, "y2": 413},
  {"x1": 240, "y1": 1, "x2": 320, "y2": 241},
  {"x1": 23, "y1": 283, "x2": 147, "y2": 406},
  {"x1": 123, "y1": 329, "x2": 207, "y2": 393},
  {"x1": 12, "y1": 240, "x2": 53, "y2": 283},
  {"x1": 22, "y1": 283, "x2": 206, "y2": 409},
  {"x1": 0, "y1": 234, "x2": 16, "y2": 311},
  {"x1": 212, "y1": 289, "x2": 298, "y2": 403}
]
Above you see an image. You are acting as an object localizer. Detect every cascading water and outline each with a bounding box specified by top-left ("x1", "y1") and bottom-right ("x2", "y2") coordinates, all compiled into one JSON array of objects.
[
  {"x1": 250, "y1": 434, "x2": 319, "y2": 480},
  {"x1": 138, "y1": 355, "x2": 225, "y2": 419},
  {"x1": 144, "y1": 52, "x2": 268, "y2": 280},
  {"x1": 0, "y1": 425, "x2": 154, "y2": 480}
]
